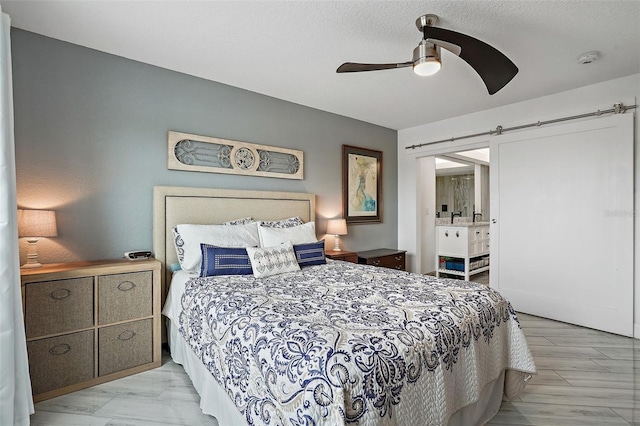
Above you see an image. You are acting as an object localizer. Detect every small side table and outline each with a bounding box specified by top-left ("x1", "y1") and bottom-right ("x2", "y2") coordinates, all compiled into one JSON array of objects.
[{"x1": 325, "y1": 250, "x2": 358, "y2": 263}]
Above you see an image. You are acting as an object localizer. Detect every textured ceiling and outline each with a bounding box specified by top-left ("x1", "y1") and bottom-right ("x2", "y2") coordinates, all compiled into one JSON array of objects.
[{"x1": 2, "y1": 1, "x2": 639, "y2": 130}]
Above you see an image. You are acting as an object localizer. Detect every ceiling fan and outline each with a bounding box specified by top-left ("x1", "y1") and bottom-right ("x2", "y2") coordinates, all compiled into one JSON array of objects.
[{"x1": 336, "y1": 14, "x2": 518, "y2": 95}]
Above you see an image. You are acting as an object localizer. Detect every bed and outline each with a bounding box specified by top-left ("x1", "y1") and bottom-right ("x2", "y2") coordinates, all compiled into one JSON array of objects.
[{"x1": 153, "y1": 186, "x2": 536, "y2": 426}]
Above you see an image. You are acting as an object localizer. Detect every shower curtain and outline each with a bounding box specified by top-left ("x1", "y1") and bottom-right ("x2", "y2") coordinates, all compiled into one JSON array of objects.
[{"x1": 0, "y1": 7, "x2": 34, "y2": 426}]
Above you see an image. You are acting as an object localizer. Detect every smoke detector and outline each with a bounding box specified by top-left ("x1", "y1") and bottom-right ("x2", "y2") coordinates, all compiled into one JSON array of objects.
[{"x1": 577, "y1": 51, "x2": 601, "y2": 64}]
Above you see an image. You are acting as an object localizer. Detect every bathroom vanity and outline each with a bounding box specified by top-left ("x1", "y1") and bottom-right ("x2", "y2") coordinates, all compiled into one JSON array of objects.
[{"x1": 436, "y1": 223, "x2": 490, "y2": 281}]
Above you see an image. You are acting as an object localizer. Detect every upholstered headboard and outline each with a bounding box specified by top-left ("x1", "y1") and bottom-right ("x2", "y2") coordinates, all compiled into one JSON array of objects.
[{"x1": 152, "y1": 186, "x2": 316, "y2": 299}]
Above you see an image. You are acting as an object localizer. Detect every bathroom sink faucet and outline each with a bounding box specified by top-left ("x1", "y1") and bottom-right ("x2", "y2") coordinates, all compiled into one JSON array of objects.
[
  {"x1": 451, "y1": 211, "x2": 462, "y2": 224},
  {"x1": 473, "y1": 212, "x2": 482, "y2": 223}
]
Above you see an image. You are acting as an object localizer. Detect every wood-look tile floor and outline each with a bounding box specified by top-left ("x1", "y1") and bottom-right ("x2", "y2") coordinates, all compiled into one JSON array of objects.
[{"x1": 30, "y1": 312, "x2": 639, "y2": 426}]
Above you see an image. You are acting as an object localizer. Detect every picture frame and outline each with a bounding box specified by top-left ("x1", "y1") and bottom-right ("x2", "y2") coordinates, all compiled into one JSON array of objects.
[{"x1": 342, "y1": 144, "x2": 382, "y2": 224}]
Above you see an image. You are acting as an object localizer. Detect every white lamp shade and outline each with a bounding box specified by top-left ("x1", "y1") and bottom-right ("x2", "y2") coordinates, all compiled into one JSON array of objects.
[
  {"x1": 18, "y1": 209, "x2": 58, "y2": 238},
  {"x1": 327, "y1": 219, "x2": 347, "y2": 236}
]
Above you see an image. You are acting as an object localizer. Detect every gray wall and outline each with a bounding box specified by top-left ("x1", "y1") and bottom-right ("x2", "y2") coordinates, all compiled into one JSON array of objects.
[{"x1": 12, "y1": 29, "x2": 398, "y2": 264}]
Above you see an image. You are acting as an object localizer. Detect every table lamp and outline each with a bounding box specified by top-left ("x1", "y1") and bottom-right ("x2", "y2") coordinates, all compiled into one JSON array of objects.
[
  {"x1": 327, "y1": 218, "x2": 347, "y2": 252},
  {"x1": 18, "y1": 209, "x2": 57, "y2": 268}
]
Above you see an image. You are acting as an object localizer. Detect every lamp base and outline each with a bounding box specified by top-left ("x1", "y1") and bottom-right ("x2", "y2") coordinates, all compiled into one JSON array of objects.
[
  {"x1": 22, "y1": 239, "x2": 42, "y2": 268},
  {"x1": 333, "y1": 235, "x2": 342, "y2": 252}
]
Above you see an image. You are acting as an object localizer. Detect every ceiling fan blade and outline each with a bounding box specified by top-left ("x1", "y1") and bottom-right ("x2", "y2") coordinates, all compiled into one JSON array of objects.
[
  {"x1": 423, "y1": 26, "x2": 518, "y2": 94},
  {"x1": 337, "y1": 62, "x2": 412, "y2": 73}
]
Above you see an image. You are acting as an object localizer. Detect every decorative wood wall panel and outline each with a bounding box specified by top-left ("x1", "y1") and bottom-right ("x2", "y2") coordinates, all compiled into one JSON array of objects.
[{"x1": 167, "y1": 131, "x2": 304, "y2": 180}]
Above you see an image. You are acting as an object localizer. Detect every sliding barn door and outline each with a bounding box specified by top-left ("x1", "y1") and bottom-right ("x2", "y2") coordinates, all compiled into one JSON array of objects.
[{"x1": 490, "y1": 113, "x2": 633, "y2": 336}]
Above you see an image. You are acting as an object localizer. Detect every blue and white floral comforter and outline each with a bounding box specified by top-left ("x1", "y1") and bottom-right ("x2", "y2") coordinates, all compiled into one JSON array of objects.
[{"x1": 179, "y1": 261, "x2": 536, "y2": 425}]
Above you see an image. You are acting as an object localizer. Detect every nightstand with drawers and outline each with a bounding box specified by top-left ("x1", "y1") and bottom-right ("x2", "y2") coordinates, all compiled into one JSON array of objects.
[
  {"x1": 357, "y1": 248, "x2": 407, "y2": 271},
  {"x1": 325, "y1": 250, "x2": 358, "y2": 263},
  {"x1": 20, "y1": 259, "x2": 162, "y2": 402}
]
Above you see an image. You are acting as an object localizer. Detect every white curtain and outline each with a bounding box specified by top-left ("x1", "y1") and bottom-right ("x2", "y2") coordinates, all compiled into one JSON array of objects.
[{"x1": 0, "y1": 7, "x2": 34, "y2": 426}]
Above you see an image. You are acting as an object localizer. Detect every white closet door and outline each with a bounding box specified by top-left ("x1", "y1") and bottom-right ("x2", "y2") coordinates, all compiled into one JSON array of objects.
[{"x1": 490, "y1": 113, "x2": 633, "y2": 336}]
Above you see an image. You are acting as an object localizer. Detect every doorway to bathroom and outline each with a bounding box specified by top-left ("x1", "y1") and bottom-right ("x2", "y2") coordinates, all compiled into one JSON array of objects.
[
  {"x1": 416, "y1": 147, "x2": 490, "y2": 283},
  {"x1": 434, "y1": 149, "x2": 489, "y2": 225},
  {"x1": 434, "y1": 149, "x2": 490, "y2": 284},
  {"x1": 415, "y1": 113, "x2": 633, "y2": 336}
]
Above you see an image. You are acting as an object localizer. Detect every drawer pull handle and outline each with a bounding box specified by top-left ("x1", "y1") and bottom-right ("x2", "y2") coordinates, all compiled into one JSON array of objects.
[
  {"x1": 117, "y1": 281, "x2": 136, "y2": 291},
  {"x1": 372, "y1": 260, "x2": 380, "y2": 265},
  {"x1": 118, "y1": 330, "x2": 136, "y2": 341},
  {"x1": 445, "y1": 231, "x2": 449, "y2": 237},
  {"x1": 49, "y1": 343, "x2": 71, "y2": 356},
  {"x1": 394, "y1": 256, "x2": 402, "y2": 260},
  {"x1": 49, "y1": 288, "x2": 71, "y2": 300},
  {"x1": 456, "y1": 231, "x2": 459, "y2": 237}
]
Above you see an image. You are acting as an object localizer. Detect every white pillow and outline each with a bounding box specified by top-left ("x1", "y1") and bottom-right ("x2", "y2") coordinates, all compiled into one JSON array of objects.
[
  {"x1": 173, "y1": 222, "x2": 260, "y2": 273},
  {"x1": 222, "y1": 217, "x2": 254, "y2": 225},
  {"x1": 258, "y1": 216, "x2": 303, "y2": 228},
  {"x1": 246, "y1": 242, "x2": 300, "y2": 278},
  {"x1": 258, "y1": 222, "x2": 317, "y2": 247}
]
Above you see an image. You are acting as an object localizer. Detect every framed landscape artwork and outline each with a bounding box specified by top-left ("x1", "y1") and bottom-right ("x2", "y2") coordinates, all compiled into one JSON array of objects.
[{"x1": 342, "y1": 145, "x2": 382, "y2": 224}]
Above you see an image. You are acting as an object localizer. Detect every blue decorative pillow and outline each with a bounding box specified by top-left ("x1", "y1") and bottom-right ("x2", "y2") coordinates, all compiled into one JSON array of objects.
[
  {"x1": 293, "y1": 240, "x2": 326, "y2": 267},
  {"x1": 200, "y1": 245, "x2": 253, "y2": 277}
]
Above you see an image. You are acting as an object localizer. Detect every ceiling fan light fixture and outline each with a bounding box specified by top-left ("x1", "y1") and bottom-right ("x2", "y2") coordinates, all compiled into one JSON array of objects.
[
  {"x1": 413, "y1": 57, "x2": 441, "y2": 76},
  {"x1": 413, "y1": 41, "x2": 441, "y2": 76}
]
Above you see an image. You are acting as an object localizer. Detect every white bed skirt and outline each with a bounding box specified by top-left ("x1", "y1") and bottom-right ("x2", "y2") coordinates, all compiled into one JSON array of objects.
[
  {"x1": 168, "y1": 320, "x2": 246, "y2": 425},
  {"x1": 167, "y1": 319, "x2": 505, "y2": 426}
]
